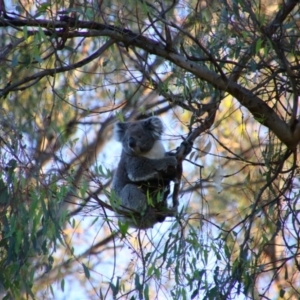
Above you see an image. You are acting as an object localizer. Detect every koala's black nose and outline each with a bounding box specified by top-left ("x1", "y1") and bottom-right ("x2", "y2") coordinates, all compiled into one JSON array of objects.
[{"x1": 129, "y1": 137, "x2": 136, "y2": 148}]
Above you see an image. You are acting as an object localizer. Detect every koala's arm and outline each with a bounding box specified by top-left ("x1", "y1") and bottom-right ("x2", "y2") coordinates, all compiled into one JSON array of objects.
[{"x1": 125, "y1": 155, "x2": 177, "y2": 182}]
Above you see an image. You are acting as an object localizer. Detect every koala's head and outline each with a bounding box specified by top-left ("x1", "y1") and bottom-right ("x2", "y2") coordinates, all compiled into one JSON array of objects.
[{"x1": 114, "y1": 117, "x2": 164, "y2": 156}]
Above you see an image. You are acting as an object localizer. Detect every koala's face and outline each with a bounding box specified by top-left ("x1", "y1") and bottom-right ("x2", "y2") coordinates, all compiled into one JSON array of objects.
[{"x1": 114, "y1": 117, "x2": 163, "y2": 156}]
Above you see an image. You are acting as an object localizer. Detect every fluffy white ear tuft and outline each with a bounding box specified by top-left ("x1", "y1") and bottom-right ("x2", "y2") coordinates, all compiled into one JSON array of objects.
[
  {"x1": 144, "y1": 117, "x2": 163, "y2": 139},
  {"x1": 113, "y1": 122, "x2": 128, "y2": 142}
]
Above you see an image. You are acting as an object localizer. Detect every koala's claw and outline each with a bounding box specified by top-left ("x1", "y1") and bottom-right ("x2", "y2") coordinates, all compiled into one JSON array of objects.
[{"x1": 176, "y1": 140, "x2": 193, "y2": 157}]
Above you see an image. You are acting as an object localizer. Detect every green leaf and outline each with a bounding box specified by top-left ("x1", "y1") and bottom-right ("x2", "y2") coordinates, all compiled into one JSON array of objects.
[
  {"x1": 0, "y1": 178, "x2": 9, "y2": 204},
  {"x1": 118, "y1": 220, "x2": 129, "y2": 238},
  {"x1": 37, "y1": 2, "x2": 51, "y2": 13},
  {"x1": 82, "y1": 263, "x2": 90, "y2": 279},
  {"x1": 11, "y1": 54, "x2": 19, "y2": 67},
  {"x1": 23, "y1": 26, "x2": 28, "y2": 39},
  {"x1": 144, "y1": 284, "x2": 149, "y2": 300},
  {"x1": 255, "y1": 38, "x2": 263, "y2": 54},
  {"x1": 61, "y1": 279, "x2": 65, "y2": 292},
  {"x1": 38, "y1": 26, "x2": 47, "y2": 42},
  {"x1": 135, "y1": 273, "x2": 142, "y2": 290}
]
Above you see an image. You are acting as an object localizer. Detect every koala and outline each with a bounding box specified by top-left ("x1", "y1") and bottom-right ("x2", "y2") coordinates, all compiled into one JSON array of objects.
[{"x1": 111, "y1": 116, "x2": 178, "y2": 229}]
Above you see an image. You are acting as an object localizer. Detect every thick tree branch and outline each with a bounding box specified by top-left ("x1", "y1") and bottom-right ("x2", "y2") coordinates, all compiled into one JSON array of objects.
[{"x1": 0, "y1": 16, "x2": 299, "y2": 149}]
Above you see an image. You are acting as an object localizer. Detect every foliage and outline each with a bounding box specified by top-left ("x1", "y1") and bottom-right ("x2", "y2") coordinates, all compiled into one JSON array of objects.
[{"x1": 0, "y1": 0, "x2": 300, "y2": 299}]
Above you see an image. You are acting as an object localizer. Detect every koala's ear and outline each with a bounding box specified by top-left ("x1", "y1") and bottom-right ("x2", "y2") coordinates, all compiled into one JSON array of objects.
[
  {"x1": 144, "y1": 117, "x2": 163, "y2": 139},
  {"x1": 113, "y1": 122, "x2": 128, "y2": 141}
]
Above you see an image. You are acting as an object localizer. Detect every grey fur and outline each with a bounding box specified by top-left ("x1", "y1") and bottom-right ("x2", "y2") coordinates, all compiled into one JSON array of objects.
[{"x1": 111, "y1": 117, "x2": 177, "y2": 228}]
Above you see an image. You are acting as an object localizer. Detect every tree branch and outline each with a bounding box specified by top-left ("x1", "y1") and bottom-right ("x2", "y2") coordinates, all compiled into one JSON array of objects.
[
  {"x1": 0, "y1": 38, "x2": 115, "y2": 97},
  {"x1": 0, "y1": 15, "x2": 299, "y2": 149}
]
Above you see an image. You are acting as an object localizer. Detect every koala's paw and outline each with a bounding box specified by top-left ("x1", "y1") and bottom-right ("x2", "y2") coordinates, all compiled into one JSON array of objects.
[
  {"x1": 182, "y1": 140, "x2": 193, "y2": 156},
  {"x1": 176, "y1": 140, "x2": 193, "y2": 157},
  {"x1": 167, "y1": 156, "x2": 177, "y2": 166},
  {"x1": 162, "y1": 156, "x2": 177, "y2": 171}
]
